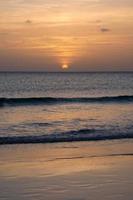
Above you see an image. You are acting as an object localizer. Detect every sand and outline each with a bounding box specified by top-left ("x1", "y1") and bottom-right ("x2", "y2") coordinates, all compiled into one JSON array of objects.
[{"x1": 0, "y1": 139, "x2": 133, "y2": 200}]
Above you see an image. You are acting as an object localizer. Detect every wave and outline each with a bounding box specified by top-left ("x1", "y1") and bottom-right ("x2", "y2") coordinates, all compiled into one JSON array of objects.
[
  {"x1": 0, "y1": 95, "x2": 133, "y2": 106},
  {"x1": 0, "y1": 129, "x2": 133, "y2": 145}
]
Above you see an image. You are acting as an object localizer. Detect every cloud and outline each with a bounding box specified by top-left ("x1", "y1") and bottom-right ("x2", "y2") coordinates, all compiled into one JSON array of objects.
[
  {"x1": 100, "y1": 27, "x2": 110, "y2": 32},
  {"x1": 25, "y1": 19, "x2": 32, "y2": 24}
]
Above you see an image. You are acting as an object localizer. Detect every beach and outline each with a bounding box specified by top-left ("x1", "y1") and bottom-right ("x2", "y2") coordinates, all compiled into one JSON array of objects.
[{"x1": 0, "y1": 139, "x2": 133, "y2": 200}]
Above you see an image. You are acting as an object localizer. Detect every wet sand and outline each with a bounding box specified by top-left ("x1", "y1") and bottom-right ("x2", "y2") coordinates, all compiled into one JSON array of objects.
[{"x1": 0, "y1": 139, "x2": 133, "y2": 200}]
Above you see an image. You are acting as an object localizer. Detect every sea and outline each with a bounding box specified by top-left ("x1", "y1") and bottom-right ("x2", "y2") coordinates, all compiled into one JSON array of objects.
[{"x1": 0, "y1": 72, "x2": 133, "y2": 145}]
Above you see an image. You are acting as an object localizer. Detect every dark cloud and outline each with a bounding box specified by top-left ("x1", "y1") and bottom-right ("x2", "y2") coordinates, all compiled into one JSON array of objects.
[
  {"x1": 25, "y1": 20, "x2": 32, "y2": 24},
  {"x1": 100, "y1": 27, "x2": 110, "y2": 32}
]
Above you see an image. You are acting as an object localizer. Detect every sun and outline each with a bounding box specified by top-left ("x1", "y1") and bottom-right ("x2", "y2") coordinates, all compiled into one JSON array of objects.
[{"x1": 62, "y1": 64, "x2": 69, "y2": 69}]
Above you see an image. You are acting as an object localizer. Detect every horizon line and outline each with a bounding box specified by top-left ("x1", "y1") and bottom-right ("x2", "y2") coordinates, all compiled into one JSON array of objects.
[{"x1": 0, "y1": 70, "x2": 133, "y2": 73}]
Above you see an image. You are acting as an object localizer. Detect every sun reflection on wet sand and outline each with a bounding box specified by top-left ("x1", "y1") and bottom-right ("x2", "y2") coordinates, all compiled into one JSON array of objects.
[
  {"x1": 0, "y1": 140, "x2": 133, "y2": 200},
  {"x1": 0, "y1": 140, "x2": 133, "y2": 178}
]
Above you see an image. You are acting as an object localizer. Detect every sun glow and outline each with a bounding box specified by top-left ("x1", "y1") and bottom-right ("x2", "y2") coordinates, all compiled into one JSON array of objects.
[{"x1": 62, "y1": 64, "x2": 69, "y2": 69}]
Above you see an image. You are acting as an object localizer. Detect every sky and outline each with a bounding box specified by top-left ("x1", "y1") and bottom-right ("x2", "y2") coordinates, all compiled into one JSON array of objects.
[{"x1": 0, "y1": 0, "x2": 133, "y2": 71}]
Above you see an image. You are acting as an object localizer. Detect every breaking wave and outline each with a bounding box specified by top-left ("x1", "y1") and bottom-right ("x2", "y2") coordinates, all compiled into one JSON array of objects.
[
  {"x1": 0, "y1": 95, "x2": 133, "y2": 107},
  {"x1": 0, "y1": 128, "x2": 133, "y2": 145}
]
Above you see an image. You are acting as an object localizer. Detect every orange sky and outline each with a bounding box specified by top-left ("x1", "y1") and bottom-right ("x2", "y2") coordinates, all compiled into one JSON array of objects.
[{"x1": 0, "y1": 0, "x2": 133, "y2": 71}]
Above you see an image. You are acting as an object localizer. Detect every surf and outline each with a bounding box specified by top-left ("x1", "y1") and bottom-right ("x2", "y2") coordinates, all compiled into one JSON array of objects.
[
  {"x1": 0, "y1": 95, "x2": 133, "y2": 107},
  {"x1": 0, "y1": 128, "x2": 133, "y2": 145}
]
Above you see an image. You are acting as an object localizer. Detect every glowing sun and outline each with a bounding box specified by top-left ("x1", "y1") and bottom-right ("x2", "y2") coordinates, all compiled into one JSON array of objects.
[{"x1": 62, "y1": 64, "x2": 69, "y2": 69}]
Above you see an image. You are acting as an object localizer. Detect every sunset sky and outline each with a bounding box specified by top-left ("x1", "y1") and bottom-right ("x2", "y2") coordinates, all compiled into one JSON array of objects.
[{"x1": 0, "y1": 0, "x2": 133, "y2": 71}]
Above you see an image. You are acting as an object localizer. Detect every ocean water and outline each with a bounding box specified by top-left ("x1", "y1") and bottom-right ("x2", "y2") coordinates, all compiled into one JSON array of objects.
[{"x1": 0, "y1": 72, "x2": 133, "y2": 144}]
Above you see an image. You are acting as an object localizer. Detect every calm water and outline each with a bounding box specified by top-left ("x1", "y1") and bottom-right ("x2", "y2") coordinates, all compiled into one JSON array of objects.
[{"x1": 0, "y1": 72, "x2": 133, "y2": 144}]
